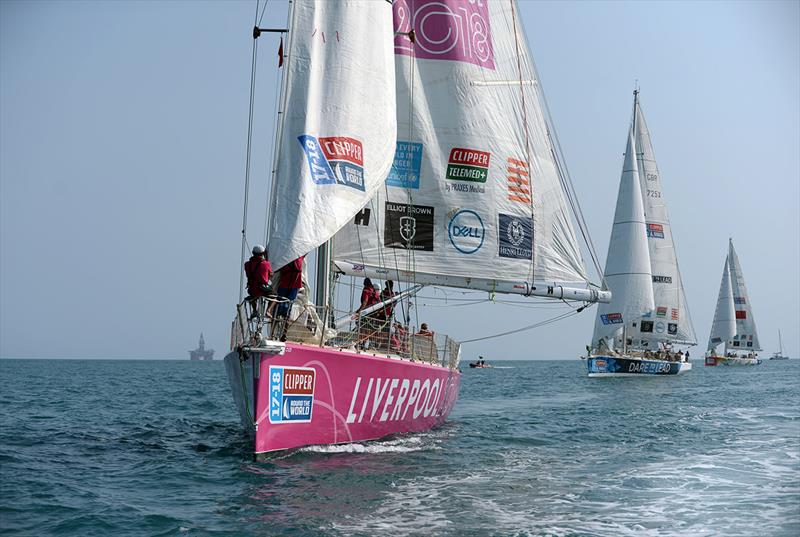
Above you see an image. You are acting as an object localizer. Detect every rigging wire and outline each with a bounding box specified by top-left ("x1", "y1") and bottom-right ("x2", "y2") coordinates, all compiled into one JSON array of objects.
[
  {"x1": 238, "y1": 0, "x2": 263, "y2": 302},
  {"x1": 459, "y1": 304, "x2": 592, "y2": 344}
]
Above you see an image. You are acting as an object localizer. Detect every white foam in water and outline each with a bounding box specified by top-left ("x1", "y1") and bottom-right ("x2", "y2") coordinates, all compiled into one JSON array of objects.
[{"x1": 300, "y1": 431, "x2": 442, "y2": 455}]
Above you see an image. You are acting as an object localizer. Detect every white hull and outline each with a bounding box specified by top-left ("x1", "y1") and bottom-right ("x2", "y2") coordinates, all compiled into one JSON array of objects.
[{"x1": 719, "y1": 357, "x2": 762, "y2": 366}]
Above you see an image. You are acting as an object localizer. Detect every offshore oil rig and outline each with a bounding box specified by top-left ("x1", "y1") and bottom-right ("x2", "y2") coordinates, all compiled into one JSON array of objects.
[{"x1": 189, "y1": 333, "x2": 214, "y2": 360}]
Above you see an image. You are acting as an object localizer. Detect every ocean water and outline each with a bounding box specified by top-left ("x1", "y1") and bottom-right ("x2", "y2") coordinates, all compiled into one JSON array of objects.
[{"x1": 1, "y1": 359, "x2": 798, "y2": 537}]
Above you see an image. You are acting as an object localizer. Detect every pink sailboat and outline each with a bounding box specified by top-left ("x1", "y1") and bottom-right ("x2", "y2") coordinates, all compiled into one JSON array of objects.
[{"x1": 225, "y1": 0, "x2": 610, "y2": 457}]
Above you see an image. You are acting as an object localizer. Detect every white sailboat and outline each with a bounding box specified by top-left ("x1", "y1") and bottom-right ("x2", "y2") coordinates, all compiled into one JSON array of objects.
[
  {"x1": 770, "y1": 330, "x2": 789, "y2": 360},
  {"x1": 224, "y1": 0, "x2": 611, "y2": 455},
  {"x1": 705, "y1": 240, "x2": 762, "y2": 366},
  {"x1": 587, "y1": 90, "x2": 695, "y2": 377}
]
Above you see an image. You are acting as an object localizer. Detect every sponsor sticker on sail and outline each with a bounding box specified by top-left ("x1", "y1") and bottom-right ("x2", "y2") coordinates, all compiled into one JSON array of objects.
[
  {"x1": 506, "y1": 157, "x2": 531, "y2": 204},
  {"x1": 384, "y1": 202, "x2": 434, "y2": 251},
  {"x1": 392, "y1": 0, "x2": 495, "y2": 70},
  {"x1": 298, "y1": 135, "x2": 365, "y2": 191},
  {"x1": 652, "y1": 275, "x2": 672, "y2": 284},
  {"x1": 446, "y1": 148, "x2": 490, "y2": 183},
  {"x1": 736, "y1": 310, "x2": 747, "y2": 319},
  {"x1": 498, "y1": 214, "x2": 533, "y2": 259},
  {"x1": 668, "y1": 323, "x2": 678, "y2": 335},
  {"x1": 646, "y1": 223, "x2": 664, "y2": 239},
  {"x1": 671, "y1": 308, "x2": 679, "y2": 320},
  {"x1": 386, "y1": 141, "x2": 422, "y2": 189},
  {"x1": 656, "y1": 306, "x2": 667, "y2": 317},
  {"x1": 601, "y1": 313, "x2": 623, "y2": 325},
  {"x1": 269, "y1": 366, "x2": 315, "y2": 424},
  {"x1": 448, "y1": 209, "x2": 485, "y2": 254}
]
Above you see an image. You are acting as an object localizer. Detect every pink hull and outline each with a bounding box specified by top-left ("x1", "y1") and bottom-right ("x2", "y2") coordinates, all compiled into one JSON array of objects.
[{"x1": 251, "y1": 343, "x2": 461, "y2": 454}]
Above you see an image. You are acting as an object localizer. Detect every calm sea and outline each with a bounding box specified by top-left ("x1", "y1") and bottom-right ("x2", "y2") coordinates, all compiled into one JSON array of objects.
[{"x1": 1, "y1": 359, "x2": 798, "y2": 536}]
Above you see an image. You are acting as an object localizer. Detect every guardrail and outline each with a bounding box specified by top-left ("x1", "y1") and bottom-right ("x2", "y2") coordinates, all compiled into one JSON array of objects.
[{"x1": 231, "y1": 296, "x2": 461, "y2": 370}]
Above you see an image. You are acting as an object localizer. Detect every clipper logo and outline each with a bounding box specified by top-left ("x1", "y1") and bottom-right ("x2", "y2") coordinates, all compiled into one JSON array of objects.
[
  {"x1": 448, "y1": 210, "x2": 484, "y2": 254},
  {"x1": 393, "y1": 0, "x2": 495, "y2": 70},
  {"x1": 736, "y1": 310, "x2": 747, "y2": 319},
  {"x1": 385, "y1": 202, "x2": 434, "y2": 251},
  {"x1": 386, "y1": 141, "x2": 423, "y2": 189},
  {"x1": 646, "y1": 223, "x2": 664, "y2": 239},
  {"x1": 498, "y1": 213, "x2": 533, "y2": 260},
  {"x1": 446, "y1": 148, "x2": 490, "y2": 183},
  {"x1": 298, "y1": 135, "x2": 365, "y2": 191},
  {"x1": 269, "y1": 366, "x2": 316, "y2": 424},
  {"x1": 601, "y1": 313, "x2": 623, "y2": 325},
  {"x1": 656, "y1": 307, "x2": 667, "y2": 318}
]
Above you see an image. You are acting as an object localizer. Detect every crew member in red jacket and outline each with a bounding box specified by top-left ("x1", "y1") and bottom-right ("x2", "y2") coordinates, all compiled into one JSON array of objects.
[
  {"x1": 244, "y1": 245, "x2": 272, "y2": 319},
  {"x1": 274, "y1": 255, "x2": 305, "y2": 341}
]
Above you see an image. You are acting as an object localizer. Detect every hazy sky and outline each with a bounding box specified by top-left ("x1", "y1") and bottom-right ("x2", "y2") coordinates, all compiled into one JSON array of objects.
[{"x1": 1, "y1": 0, "x2": 798, "y2": 360}]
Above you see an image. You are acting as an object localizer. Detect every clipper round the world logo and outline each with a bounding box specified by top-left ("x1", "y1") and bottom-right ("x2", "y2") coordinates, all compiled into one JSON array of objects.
[
  {"x1": 269, "y1": 366, "x2": 316, "y2": 424},
  {"x1": 297, "y1": 135, "x2": 365, "y2": 191}
]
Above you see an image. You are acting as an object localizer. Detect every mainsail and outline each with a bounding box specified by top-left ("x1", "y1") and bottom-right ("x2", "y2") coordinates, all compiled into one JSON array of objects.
[
  {"x1": 726, "y1": 240, "x2": 761, "y2": 351},
  {"x1": 633, "y1": 94, "x2": 696, "y2": 344},
  {"x1": 266, "y1": 0, "x2": 397, "y2": 270},
  {"x1": 707, "y1": 254, "x2": 736, "y2": 352},
  {"x1": 592, "y1": 130, "x2": 654, "y2": 346},
  {"x1": 332, "y1": 0, "x2": 607, "y2": 303}
]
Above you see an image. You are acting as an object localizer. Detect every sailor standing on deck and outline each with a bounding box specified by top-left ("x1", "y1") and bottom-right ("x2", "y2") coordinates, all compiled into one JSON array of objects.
[{"x1": 244, "y1": 245, "x2": 272, "y2": 320}]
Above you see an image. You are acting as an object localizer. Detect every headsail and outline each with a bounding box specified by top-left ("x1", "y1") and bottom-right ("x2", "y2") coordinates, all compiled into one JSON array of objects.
[
  {"x1": 727, "y1": 240, "x2": 760, "y2": 351},
  {"x1": 707, "y1": 255, "x2": 736, "y2": 352},
  {"x1": 633, "y1": 94, "x2": 696, "y2": 345},
  {"x1": 332, "y1": 0, "x2": 607, "y2": 302},
  {"x1": 592, "y1": 130, "x2": 654, "y2": 346},
  {"x1": 266, "y1": 0, "x2": 397, "y2": 269}
]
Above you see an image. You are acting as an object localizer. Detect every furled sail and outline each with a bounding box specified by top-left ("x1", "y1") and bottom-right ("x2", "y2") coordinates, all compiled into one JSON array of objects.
[
  {"x1": 726, "y1": 240, "x2": 760, "y2": 351},
  {"x1": 707, "y1": 255, "x2": 736, "y2": 352},
  {"x1": 332, "y1": 0, "x2": 607, "y2": 302},
  {"x1": 266, "y1": 0, "x2": 397, "y2": 270},
  {"x1": 633, "y1": 94, "x2": 697, "y2": 345},
  {"x1": 592, "y1": 131, "x2": 655, "y2": 346}
]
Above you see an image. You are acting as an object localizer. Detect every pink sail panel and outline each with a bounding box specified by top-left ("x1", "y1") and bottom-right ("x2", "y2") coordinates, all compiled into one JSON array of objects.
[{"x1": 254, "y1": 343, "x2": 461, "y2": 454}]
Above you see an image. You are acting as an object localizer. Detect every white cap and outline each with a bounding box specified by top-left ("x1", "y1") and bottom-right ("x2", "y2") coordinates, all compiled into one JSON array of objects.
[{"x1": 252, "y1": 244, "x2": 266, "y2": 255}]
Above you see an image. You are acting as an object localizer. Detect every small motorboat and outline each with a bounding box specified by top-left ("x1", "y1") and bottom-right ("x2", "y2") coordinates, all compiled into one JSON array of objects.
[{"x1": 469, "y1": 357, "x2": 492, "y2": 368}]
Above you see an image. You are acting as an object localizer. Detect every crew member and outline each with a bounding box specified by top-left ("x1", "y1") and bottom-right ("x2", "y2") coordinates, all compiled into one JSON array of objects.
[
  {"x1": 274, "y1": 255, "x2": 305, "y2": 341},
  {"x1": 244, "y1": 245, "x2": 272, "y2": 319}
]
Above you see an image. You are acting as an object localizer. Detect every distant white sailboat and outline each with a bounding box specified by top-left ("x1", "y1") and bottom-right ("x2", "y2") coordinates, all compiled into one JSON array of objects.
[
  {"x1": 587, "y1": 90, "x2": 695, "y2": 377},
  {"x1": 770, "y1": 330, "x2": 789, "y2": 360},
  {"x1": 705, "y1": 240, "x2": 762, "y2": 366}
]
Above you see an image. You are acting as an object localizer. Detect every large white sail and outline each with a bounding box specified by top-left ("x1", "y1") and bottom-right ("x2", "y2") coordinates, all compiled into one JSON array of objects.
[
  {"x1": 633, "y1": 94, "x2": 696, "y2": 344},
  {"x1": 727, "y1": 240, "x2": 761, "y2": 351},
  {"x1": 332, "y1": 0, "x2": 602, "y2": 300},
  {"x1": 266, "y1": 0, "x2": 397, "y2": 270},
  {"x1": 707, "y1": 255, "x2": 736, "y2": 352},
  {"x1": 592, "y1": 131, "x2": 654, "y2": 346}
]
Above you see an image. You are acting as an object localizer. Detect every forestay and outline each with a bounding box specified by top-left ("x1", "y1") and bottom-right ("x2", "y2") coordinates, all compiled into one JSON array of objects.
[
  {"x1": 333, "y1": 0, "x2": 601, "y2": 298},
  {"x1": 266, "y1": 0, "x2": 397, "y2": 270},
  {"x1": 633, "y1": 95, "x2": 696, "y2": 345},
  {"x1": 727, "y1": 240, "x2": 760, "y2": 351},
  {"x1": 592, "y1": 131, "x2": 654, "y2": 346}
]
